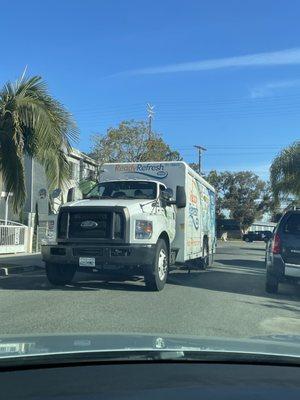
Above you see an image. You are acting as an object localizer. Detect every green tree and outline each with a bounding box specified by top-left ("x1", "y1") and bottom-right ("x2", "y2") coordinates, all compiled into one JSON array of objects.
[
  {"x1": 90, "y1": 120, "x2": 181, "y2": 163},
  {"x1": 270, "y1": 141, "x2": 300, "y2": 203},
  {"x1": 205, "y1": 170, "x2": 226, "y2": 219},
  {"x1": 79, "y1": 178, "x2": 97, "y2": 195},
  {"x1": 206, "y1": 170, "x2": 267, "y2": 230},
  {"x1": 189, "y1": 163, "x2": 199, "y2": 173},
  {"x1": 0, "y1": 75, "x2": 78, "y2": 211},
  {"x1": 258, "y1": 182, "x2": 282, "y2": 222}
]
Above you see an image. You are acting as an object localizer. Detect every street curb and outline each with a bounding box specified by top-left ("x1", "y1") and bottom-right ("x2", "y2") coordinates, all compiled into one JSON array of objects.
[{"x1": 0, "y1": 265, "x2": 44, "y2": 276}]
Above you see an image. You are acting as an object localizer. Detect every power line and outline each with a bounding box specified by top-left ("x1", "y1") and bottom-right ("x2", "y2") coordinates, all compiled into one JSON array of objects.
[
  {"x1": 71, "y1": 91, "x2": 300, "y2": 114},
  {"x1": 75, "y1": 105, "x2": 300, "y2": 123},
  {"x1": 74, "y1": 102, "x2": 300, "y2": 118}
]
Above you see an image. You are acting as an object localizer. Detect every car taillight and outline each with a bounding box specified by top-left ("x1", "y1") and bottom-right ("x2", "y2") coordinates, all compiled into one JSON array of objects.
[{"x1": 272, "y1": 233, "x2": 281, "y2": 254}]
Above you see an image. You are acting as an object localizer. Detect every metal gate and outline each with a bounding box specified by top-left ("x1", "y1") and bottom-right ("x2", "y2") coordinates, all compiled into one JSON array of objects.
[{"x1": 0, "y1": 220, "x2": 28, "y2": 254}]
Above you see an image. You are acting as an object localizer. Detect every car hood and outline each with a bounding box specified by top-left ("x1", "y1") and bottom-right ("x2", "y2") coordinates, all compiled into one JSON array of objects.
[{"x1": 1, "y1": 332, "x2": 300, "y2": 359}]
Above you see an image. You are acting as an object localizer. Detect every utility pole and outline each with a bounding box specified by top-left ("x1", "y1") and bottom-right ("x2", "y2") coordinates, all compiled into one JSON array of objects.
[
  {"x1": 194, "y1": 145, "x2": 207, "y2": 175},
  {"x1": 147, "y1": 103, "x2": 155, "y2": 139}
]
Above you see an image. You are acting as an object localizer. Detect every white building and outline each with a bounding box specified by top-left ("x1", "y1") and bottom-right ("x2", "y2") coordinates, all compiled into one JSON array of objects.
[
  {"x1": 0, "y1": 148, "x2": 98, "y2": 226},
  {"x1": 248, "y1": 221, "x2": 277, "y2": 232}
]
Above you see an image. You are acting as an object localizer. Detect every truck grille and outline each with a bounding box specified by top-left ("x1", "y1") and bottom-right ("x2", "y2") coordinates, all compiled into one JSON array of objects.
[
  {"x1": 57, "y1": 208, "x2": 125, "y2": 241},
  {"x1": 73, "y1": 248, "x2": 104, "y2": 257},
  {"x1": 69, "y1": 212, "x2": 111, "y2": 239}
]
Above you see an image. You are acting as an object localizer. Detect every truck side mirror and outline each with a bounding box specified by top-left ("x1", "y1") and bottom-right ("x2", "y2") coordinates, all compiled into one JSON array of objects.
[
  {"x1": 161, "y1": 188, "x2": 173, "y2": 201},
  {"x1": 176, "y1": 186, "x2": 186, "y2": 208},
  {"x1": 67, "y1": 187, "x2": 76, "y2": 202}
]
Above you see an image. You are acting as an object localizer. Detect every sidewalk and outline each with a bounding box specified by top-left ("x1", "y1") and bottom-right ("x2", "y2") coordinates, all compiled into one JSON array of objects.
[{"x1": 0, "y1": 252, "x2": 44, "y2": 276}]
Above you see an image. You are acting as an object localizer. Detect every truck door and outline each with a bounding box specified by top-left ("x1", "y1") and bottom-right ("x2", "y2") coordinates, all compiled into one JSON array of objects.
[{"x1": 159, "y1": 184, "x2": 176, "y2": 242}]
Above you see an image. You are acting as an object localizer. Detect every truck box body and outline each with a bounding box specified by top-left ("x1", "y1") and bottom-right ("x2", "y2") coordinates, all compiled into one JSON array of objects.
[{"x1": 100, "y1": 162, "x2": 216, "y2": 263}]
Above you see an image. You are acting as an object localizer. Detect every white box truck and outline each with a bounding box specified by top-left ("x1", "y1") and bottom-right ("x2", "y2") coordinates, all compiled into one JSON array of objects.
[{"x1": 42, "y1": 161, "x2": 216, "y2": 291}]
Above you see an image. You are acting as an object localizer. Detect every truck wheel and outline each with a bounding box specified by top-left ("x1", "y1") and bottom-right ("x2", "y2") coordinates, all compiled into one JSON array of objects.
[
  {"x1": 144, "y1": 239, "x2": 168, "y2": 291},
  {"x1": 265, "y1": 273, "x2": 279, "y2": 294},
  {"x1": 46, "y1": 262, "x2": 76, "y2": 286},
  {"x1": 199, "y1": 239, "x2": 209, "y2": 270},
  {"x1": 244, "y1": 237, "x2": 250, "y2": 242}
]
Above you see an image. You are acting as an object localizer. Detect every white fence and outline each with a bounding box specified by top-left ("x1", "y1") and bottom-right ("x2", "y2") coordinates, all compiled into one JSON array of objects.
[{"x1": 0, "y1": 220, "x2": 31, "y2": 254}]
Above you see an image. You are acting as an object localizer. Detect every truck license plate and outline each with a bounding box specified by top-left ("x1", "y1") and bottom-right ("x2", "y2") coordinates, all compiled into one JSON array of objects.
[{"x1": 79, "y1": 257, "x2": 95, "y2": 267}]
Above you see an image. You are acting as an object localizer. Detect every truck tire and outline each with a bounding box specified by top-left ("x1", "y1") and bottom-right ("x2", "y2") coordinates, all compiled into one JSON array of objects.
[
  {"x1": 144, "y1": 239, "x2": 168, "y2": 291},
  {"x1": 199, "y1": 238, "x2": 209, "y2": 270},
  {"x1": 265, "y1": 273, "x2": 279, "y2": 294},
  {"x1": 46, "y1": 262, "x2": 76, "y2": 286}
]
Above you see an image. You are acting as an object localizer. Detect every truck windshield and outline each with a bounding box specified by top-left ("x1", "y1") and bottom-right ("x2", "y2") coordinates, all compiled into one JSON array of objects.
[{"x1": 86, "y1": 181, "x2": 157, "y2": 200}]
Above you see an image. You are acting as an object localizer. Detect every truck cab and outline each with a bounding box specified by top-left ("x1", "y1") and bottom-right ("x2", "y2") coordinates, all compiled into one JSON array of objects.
[{"x1": 42, "y1": 178, "x2": 186, "y2": 291}]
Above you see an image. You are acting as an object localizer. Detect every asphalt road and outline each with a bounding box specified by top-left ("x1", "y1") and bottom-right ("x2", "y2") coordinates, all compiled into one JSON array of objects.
[{"x1": 0, "y1": 241, "x2": 300, "y2": 338}]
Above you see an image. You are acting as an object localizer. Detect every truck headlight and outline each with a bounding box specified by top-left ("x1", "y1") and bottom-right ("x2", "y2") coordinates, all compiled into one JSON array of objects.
[{"x1": 135, "y1": 220, "x2": 153, "y2": 239}]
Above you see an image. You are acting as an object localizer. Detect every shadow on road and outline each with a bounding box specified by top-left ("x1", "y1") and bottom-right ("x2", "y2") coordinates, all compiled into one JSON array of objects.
[
  {"x1": 239, "y1": 247, "x2": 266, "y2": 251},
  {"x1": 0, "y1": 271, "x2": 148, "y2": 292},
  {"x1": 168, "y1": 268, "x2": 300, "y2": 301},
  {"x1": 216, "y1": 258, "x2": 266, "y2": 269},
  {"x1": 1, "y1": 252, "x2": 300, "y2": 302},
  {"x1": 241, "y1": 299, "x2": 300, "y2": 313},
  {"x1": 72, "y1": 274, "x2": 147, "y2": 292},
  {"x1": 168, "y1": 253, "x2": 300, "y2": 303}
]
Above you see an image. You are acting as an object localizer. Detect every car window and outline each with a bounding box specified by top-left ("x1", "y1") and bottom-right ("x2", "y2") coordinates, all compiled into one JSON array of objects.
[{"x1": 284, "y1": 214, "x2": 300, "y2": 235}]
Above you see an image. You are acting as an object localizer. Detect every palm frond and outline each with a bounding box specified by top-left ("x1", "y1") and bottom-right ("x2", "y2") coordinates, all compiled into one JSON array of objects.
[
  {"x1": 0, "y1": 134, "x2": 26, "y2": 212},
  {"x1": 37, "y1": 148, "x2": 71, "y2": 191},
  {"x1": 0, "y1": 74, "x2": 79, "y2": 211},
  {"x1": 270, "y1": 141, "x2": 300, "y2": 200}
]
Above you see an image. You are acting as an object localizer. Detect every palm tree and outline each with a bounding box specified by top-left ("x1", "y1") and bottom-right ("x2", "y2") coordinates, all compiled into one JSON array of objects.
[
  {"x1": 270, "y1": 141, "x2": 300, "y2": 202},
  {"x1": 0, "y1": 75, "x2": 78, "y2": 211}
]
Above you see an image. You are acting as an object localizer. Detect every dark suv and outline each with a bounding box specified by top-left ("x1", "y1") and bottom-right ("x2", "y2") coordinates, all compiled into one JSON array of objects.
[
  {"x1": 265, "y1": 208, "x2": 300, "y2": 293},
  {"x1": 243, "y1": 230, "x2": 273, "y2": 243}
]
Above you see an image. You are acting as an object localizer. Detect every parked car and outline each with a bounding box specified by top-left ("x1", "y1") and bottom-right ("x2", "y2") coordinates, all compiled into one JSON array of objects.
[
  {"x1": 243, "y1": 230, "x2": 273, "y2": 243},
  {"x1": 265, "y1": 208, "x2": 300, "y2": 293}
]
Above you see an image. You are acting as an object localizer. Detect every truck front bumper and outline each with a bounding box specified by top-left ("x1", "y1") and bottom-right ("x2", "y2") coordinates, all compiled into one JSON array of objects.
[{"x1": 41, "y1": 243, "x2": 156, "y2": 269}]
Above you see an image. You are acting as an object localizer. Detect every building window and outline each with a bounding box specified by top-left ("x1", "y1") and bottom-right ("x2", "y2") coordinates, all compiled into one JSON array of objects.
[
  {"x1": 70, "y1": 162, "x2": 80, "y2": 181},
  {"x1": 87, "y1": 169, "x2": 96, "y2": 180}
]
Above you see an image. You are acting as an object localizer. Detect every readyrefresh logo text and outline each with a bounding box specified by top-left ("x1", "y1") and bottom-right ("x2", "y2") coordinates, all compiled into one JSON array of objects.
[
  {"x1": 115, "y1": 164, "x2": 136, "y2": 172},
  {"x1": 115, "y1": 164, "x2": 168, "y2": 179}
]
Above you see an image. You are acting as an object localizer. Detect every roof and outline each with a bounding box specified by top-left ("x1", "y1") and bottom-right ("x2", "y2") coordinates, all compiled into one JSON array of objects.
[
  {"x1": 69, "y1": 147, "x2": 98, "y2": 167},
  {"x1": 251, "y1": 221, "x2": 277, "y2": 227}
]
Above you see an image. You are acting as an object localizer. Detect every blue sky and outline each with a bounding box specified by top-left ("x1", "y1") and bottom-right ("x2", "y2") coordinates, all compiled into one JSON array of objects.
[{"x1": 1, "y1": 0, "x2": 300, "y2": 178}]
